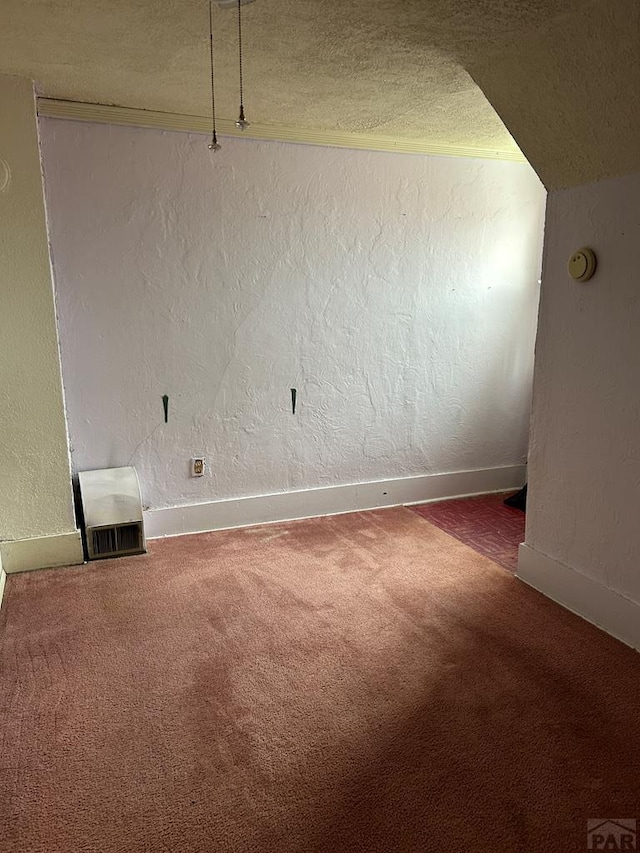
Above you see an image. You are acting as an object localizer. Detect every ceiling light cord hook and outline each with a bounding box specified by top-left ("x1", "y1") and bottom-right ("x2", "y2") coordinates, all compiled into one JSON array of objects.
[
  {"x1": 235, "y1": 0, "x2": 250, "y2": 129},
  {"x1": 208, "y1": 0, "x2": 221, "y2": 150}
]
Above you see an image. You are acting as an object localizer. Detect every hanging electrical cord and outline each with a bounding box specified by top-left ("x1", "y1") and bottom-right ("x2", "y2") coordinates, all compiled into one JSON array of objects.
[
  {"x1": 208, "y1": 0, "x2": 221, "y2": 150},
  {"x1": 234, "y1": 0, "x2": 250, "y2": 130}
]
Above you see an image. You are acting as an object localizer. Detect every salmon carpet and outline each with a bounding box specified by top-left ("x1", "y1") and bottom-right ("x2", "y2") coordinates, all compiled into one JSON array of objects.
[{"x1": 1, "y1": 507, "x2": 638, "y2": 853}]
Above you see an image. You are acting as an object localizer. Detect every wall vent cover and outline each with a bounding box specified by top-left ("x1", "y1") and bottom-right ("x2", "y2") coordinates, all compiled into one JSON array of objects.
[{"x1": 79, "y1": 467, "x2": 146, "y2": 560}]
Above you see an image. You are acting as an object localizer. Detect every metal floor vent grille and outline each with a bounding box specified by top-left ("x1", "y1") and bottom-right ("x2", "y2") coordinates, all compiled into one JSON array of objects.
[
  {"x1": 90, "y1": 522, "x2": 144, "y2": 559},
  {"x1": 79, "y1": 467, "x2": 146, "y2": 561}
]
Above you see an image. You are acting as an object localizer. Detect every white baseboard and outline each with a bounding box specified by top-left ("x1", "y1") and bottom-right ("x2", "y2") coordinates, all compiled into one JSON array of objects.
[
  {"x1": 517, "y1": 544, "x2": 640, "y2": 651},
  {"x1": 0, "y1": 530, "x2": 84, "y2": 574},
  {"x1": 144, "y1": 465, "x2": 526, "y2": 540},
  {"x1": 0, "y1": 568, "x2": 6, "y2": 610}
]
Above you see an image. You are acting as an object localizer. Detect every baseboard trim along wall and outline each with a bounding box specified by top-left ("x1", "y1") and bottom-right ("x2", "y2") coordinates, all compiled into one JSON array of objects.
[
  {"x1": 517, "y1": 544, "x2": 640, "y2": 652},
  {"x1": 144, "y1": 465, "x2": 526, "y2": 540},
  {"x1": 0, "y1": 567, "x2": 6, "y2": 610},
  {"x1": 0, "y1": 530, "x2": 84, "y2": 574}
]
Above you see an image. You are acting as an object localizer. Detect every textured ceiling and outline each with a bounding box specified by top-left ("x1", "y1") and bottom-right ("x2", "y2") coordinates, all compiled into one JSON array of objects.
[
  {"x1": 469, "y1": 0, "x2": 640, "y2": 188},
  {"x1": 0, "y1": 0, "x2": 589, "y2": 156}
]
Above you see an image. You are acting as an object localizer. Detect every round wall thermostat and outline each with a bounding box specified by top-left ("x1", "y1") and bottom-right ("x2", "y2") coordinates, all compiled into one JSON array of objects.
[{"x1": 568, "y1": 248, "x2": 597, "y2": 282}]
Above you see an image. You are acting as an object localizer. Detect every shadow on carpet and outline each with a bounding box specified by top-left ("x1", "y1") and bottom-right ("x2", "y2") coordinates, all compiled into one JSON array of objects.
[{"x1": 1, "y1": 507, "x2": 638, "y2": 853}]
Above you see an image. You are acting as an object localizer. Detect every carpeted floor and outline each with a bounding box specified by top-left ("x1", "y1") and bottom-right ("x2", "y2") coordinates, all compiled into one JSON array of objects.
[
  {"x1": 410, "y1": 493, "x2": 526, "y2": 572},
  {"x1": 1, "y1": 507, "x2": 638, "y2": 853}
]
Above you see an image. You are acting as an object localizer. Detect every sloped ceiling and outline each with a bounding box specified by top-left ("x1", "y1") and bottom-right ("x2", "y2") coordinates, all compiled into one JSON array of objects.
[
  {"x1": 469, "y1": 0, "x2": 640, "y2": 188},
  {"x1": 0, "y1": 0, "x2": 586, "y2": 158},
  {"x1": 1, "y1": 0, "x2": 634, "y2": 184}
]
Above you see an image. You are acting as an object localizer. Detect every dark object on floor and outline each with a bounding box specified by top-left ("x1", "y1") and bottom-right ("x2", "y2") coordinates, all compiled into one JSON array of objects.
[{"x1": 504, "y1": 483, "x2": 527, "y2": 512}]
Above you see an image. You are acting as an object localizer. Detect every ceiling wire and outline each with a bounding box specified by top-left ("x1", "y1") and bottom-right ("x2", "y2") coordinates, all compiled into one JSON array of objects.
[
  {"x1": 208, "y1": 0, "x2": 221, "y2": 150},
  {"x1": 235, "y1": 0, "x2": 249, "y2": 129}
]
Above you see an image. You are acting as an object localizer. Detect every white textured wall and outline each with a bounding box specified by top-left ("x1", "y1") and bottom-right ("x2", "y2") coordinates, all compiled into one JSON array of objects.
[
  {"x1": 41, "y1": 119, "x2": 545, "y2": 510},
  {"x1": 0, "y1": 77, "x2": 77, "y2": 542},
  {"x1": 527, "y1": 171, "x2": 640, "y2": 604}
]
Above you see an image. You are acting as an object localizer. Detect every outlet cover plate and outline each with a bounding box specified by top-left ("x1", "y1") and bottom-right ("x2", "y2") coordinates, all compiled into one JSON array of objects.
[{"x1": 191, "y1": 457, "x2": 206, "y2": 477}]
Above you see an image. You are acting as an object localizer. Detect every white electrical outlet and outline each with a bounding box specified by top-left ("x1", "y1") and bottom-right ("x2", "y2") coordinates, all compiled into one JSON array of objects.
[{"x1": 191, "y1": 457, "x2": 206, "y2": 477}]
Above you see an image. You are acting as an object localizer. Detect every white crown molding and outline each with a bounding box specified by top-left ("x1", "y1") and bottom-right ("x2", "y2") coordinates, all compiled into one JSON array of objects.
[{"x1": 36, "y1": 98, "x2": 527, "y2": 163}]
